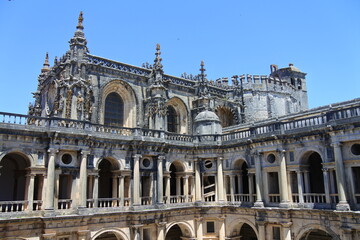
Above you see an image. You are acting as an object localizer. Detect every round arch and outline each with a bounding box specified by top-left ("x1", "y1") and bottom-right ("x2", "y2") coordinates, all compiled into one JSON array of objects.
[
  {"x1": 226, "y1": 218, "x2": 258, "y2": 239},
  {"x1": 95, "y1": 157, "x2": 121, "y2": 171},
  {"x1": 232, "y1": 158, "x2": 249, "y2": 170},
  {"x1": 165, "y1": 221, "x2": 195, "y2": 239},
  {"x1": 167, "y1": 160, "x2": 187, "y2": 172},
  {"x1": 91, "y1": 228, "x2": 130, "y2": 240},
  {"x1": 100, "y1": 80, "x2": 138, "y2": 128},
  {"x1": 0, "y1": 150, "x2": 33, "y2": 167},
  {"x1": 215, "y1": 105, "x2": 237, "y2": 127},
  {"x1": 295, "y1": 224, "x2": 339, "y2": 240},
  {"x1": 298, "y1": 149, "x2": 324, "y2": 164},
  {"x1": 166, "y1": 97, "x2": 189, "y2": 134}
]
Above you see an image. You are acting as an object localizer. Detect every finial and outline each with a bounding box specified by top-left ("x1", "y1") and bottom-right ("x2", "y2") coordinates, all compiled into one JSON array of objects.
[
  {"x1": 153, "y1": 43, "x2": 163, "y2": 71},
  {"x1": 199, "y1": 61, "x2": 206, "y2": 81},
  {"x1": 77, "y1": 11, "x2": 84, "y2": 30},
  {"x1": 41, "y1": 52, "x2": 50, "y2": 73}
]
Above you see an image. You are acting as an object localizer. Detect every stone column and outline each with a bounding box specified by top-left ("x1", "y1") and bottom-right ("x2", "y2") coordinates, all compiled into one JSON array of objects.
[
  {"x1": 133, "y1": 154, "x2": 141, "y2": 206},
  {"x1": 303, "y1": 170, "x2": 310, "y2": 193},
  {"x1": 119, "y1": 175, "x2": 124, "y2": 206},
  {"x1": 254, "y1": 153, "x2": 264, "y2": 207},
  {"x1": 281, "y1": 222, "x2": 292, "y2": 240},
  {"x1": 45, "y1": 149, "x2": 57, "y2": 210},
  {"x1": 238, "y1": 172, "x2": 243, "y2": 194},
  {"x1": 217, "y1": 157, "x2": 225, "y2": 202},
  {"x1": 322, "y1": 168, "x2": 331, "y2": 204},
  {"x1": 112, "y1": 174, "x2": 118, "y2": 206},
  {"x1": 195, "y1": 160, "x2": 202, "y2": 202},
  {"x1": 184, "y1": 176, "x2": 189, "y2": 202},
  {"x1": 332, "y1": 142, "x2": 350, "y2": 211},
  {"x1": 93, "y1": 174, "x2": 99, "y2": 207},
  {"x1": 88, "y1": 175, "x2": 93, "y2": 203},
  {"x1": 218, "y1": 217, "x2": 226, "y2": 240},
  {"x1": 157, "y1": 156, "x2": 165, "y2": 204},
  {"x1": 196, "y1": 217, "x2": 203, "y2": 240},
  {"x1": 25, "y1": 173, "x2": 35, "y2": 211},
  {"x1": 190, "y1": 176, "x2": 195, "y2": 202},
  {"x1": 165, "y1": 175, "x2": 170, "y2": 203},
  {"x1": 230, "y1": 175, "x2": 235, "y2": 202},
  {"x1": 257, "y1": 221, "x2": 266, "y2": 240},
  {"x1": 157, "y1": 222, "x2": 166, "y2": 240},
  {"x1": 279, "y1": 150, "x2": 290, "y2": 208},
  {"x1": 79, "y1": 151, "x2": 89, "y2": 208},
  {"x1": 133, "y1": 225, "x2": 142, "y2": 240},
  {"x1": 176, "y1": 176, "x2": 181, "y2": 197},
  {"x1": 341, "y1": 227, "x2": 353, "y2": 240},
  {"x1": 296, "y1": 171, "x2": 304, "y2": 205},
  {"x1": 248, "y1": 173, "x2": 254, "y2": 203}
]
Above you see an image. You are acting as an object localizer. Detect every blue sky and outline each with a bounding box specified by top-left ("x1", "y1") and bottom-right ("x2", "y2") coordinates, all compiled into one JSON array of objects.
[{"x1": 0, "y1": 0, "x2": 359, "y2": 114}]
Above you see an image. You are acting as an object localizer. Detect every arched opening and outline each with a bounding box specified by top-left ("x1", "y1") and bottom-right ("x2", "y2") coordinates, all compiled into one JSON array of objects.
[
  {"x1": 170, "y1": 162, "x2": 185, "y2": 198},
  {"x1": 239, "y1": 223, "x2": 258, "y2": 240},
  {"x1": 165, "y1": 224, "x2": 183, "y2": 240},
  {"x1": 167, "y1": 105, "x2": 178, "y2": 133},
  {"x1": 94, "y1": 232, "x2": 123, "y2": 240},
  {"x1": 299, "y1": 229, "x2": 332, "y2": 240},
  {"x1": 98, "y1": 159, "x2": 119, "y2": 207},
  {"x1": 215, "y1": 106, "x2": 236, "y2": 127},
  {"x1": 307, "y1": 152, "x2": 325, "y2": 194},
  {"x1": 166, "y1": 98, "x2": 189, "y2": 134},
  {"x1": 0, "y1": 153, "x2": 29, "y2": 211},
  {"x1": 104, "y1": 92, "x2": 124, "y2": 126},
  {"x1": 228, "y1": 160, "x2": 250, "y2": 203}
]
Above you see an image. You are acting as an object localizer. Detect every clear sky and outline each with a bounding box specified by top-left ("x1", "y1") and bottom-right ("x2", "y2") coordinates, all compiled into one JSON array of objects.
[{"x1": 0, "y1": 0, "x2": 359, "y2": 114}]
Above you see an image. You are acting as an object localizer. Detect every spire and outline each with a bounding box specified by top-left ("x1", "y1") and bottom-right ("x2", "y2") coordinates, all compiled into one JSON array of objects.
[
  {"x1": 198, "y1": 61, "x2": 209, "y2": 97},
  {"x1": 69, "y1": 11, "x2": 89, "y2": 55},
  {"x1": 200, "y1": 60, "x2": 206, "y2": 82},
  {"x1": 41, "y1": 52, "x2": 50, "y2": 73},
  {"x1": 153, "y1": 43, "x2": 163, "y2": 72}
]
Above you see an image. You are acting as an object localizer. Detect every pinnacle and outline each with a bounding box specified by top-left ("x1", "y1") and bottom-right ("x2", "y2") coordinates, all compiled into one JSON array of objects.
[
  {"x1": 41, "y1": 52, "x2": 50, "y2": 73},
  {"x1": 77, "y1": 11, "x2": 84, "y2": 30}
]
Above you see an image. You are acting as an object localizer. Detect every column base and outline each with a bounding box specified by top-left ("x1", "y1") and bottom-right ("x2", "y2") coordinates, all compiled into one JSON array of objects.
[
  {"x1": 279, "y1": 201, "x2": 291, "y2": 208},
  {"x1": 43, "y1": 209, "x2": 55, "y2": 217},
  {"x1": 253, "y1": 201, "x2": 264, "y2": 208},
  {"x1": 336, "y1": 201, "x2": 350, "y2": 211}
]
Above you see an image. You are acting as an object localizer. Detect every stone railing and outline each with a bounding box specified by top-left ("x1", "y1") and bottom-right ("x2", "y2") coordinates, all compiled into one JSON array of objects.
[
  {"x1": 58, "y1": 199, "x2": 72, "y2": 210},
  {"x1": 88, "y1": 54, "x2": 151, "y2": 76},
  {"x1": 141, "y1": 197, "x2": 152, "y2": 206},
  {"x1": 0, "y1": 200, "x2": 28, "y2": 212},
  {"x1": 0, "y1": 99, "x2": 359, "y2": 146}
]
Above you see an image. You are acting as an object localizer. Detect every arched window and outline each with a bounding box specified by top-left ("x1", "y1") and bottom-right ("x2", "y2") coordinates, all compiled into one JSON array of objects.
[
  {"x1": 167, "y1": 106, "x2": 178, "y2": 133},
  {"x1": 104, "y1": 92, "x2": 124, "y2": 126}
]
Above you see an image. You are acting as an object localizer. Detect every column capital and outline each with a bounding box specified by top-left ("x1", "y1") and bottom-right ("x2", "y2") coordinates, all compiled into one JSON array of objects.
[
  {"x1": 42, "y1": 233, "x2": 56, "y2": 240},
  {"x1": 331, "y1": 142, "x2": 342, "y2": 148},
  {"x1": 133, "y1": 154, "x2": 142, "y2": 160},
  {"x1": 255, "y1": 220, "x2": 266, "y2": 226},
  {"x1": 80, "y1": 150, "x2": 90, "y2": 156},
  {"x1": 47, "y1": 148, "x2": 58, "y2": 156},
  {"x1": 322, "y1": 168, "x2": 329, "y2": 172},
  {"x1": 280, "y1": 222, "x2": 292, "y2": 228},
  {"x1": 158, "y1": 155, "x2": 166, "y2": 161}
]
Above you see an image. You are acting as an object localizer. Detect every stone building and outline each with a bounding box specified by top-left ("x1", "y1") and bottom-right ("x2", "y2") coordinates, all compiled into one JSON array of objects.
[{"x1": 0, "y1": 12, "x2": 359, "y2": 240}]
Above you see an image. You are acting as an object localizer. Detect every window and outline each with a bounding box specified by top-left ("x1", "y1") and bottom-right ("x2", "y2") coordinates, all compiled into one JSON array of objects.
[
  {"x1": 104, "y1": 92, "x2": 124, "y2": 126},
  {"x1": 167, "y1": 105, "x2": 178, "y2": 133},
  {"x1": 273, "y1": 227, "x2": 280, "y2": 240},
  {"x1": 206, "y1": 221, "x2": 215, "y2": 233}
]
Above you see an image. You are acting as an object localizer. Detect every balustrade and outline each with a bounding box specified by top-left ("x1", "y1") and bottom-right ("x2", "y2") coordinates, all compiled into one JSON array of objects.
[
  {"x1": 58, "y1": 199, "x2": 72, "y2": 209},
  {"x1": 0, "y1": 200, "x2": 28, "y2": 212},
  {"x1": 303, "y1": 193, "x2": 326, "y2": 203},
  {"x1": 141, "y1": 197, "x2": 152, "y2": 205},
  {"x1": 97, "y1": 198, "x2": 121, "y2": 207},
  {"x1": 268, "y1": 194, "x2": 281, "y2": 203}
]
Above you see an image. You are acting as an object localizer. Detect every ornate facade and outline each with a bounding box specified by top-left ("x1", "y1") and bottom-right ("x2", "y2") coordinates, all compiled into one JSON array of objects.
[{"x1": 0, "y1": 12, "x2": 360, "y2": 240}]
